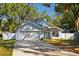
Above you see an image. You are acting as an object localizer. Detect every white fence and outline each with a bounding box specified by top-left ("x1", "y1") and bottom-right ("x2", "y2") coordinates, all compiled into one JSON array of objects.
[
  {"x1": 2, "y1": 32, "x2": 16, "y2": 40},
  {"x1": 52, "y1": 32, "x2": 74, "y2": 40},
  {"x1": 2, "y1": 32, "x2": 75, "y2": 40},
  {"x1": 59, "y1": 32, "x2": 74, "y2": 39}
]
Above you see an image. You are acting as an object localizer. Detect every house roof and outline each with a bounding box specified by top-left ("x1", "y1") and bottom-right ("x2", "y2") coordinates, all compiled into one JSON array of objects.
[
  {"x1": 17, "y1": 20, "x2": 43, "y2": 30},
  {"x1": 16, "y1": 19, "x2": 63, "y2": 31}
]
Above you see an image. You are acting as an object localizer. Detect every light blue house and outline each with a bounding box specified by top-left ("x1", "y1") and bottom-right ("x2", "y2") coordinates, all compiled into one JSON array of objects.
[
  {"x1": 2, "y1": 17, "x2": 74, "y2": 40},
  {"x1": 16, "y1": 19, "x2": 53, "y2": 40}
]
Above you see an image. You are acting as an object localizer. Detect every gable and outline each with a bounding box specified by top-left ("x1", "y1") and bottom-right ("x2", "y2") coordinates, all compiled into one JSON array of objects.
[
  {"x1": 18, "y1": 22, "x2": 40, "y2": 31},
  {"x1": 32, "y1": 19, "x2": 53, "y2": 29},
  {"x1": 32, "y1": 19, "x2": 48, "y2": 28}
]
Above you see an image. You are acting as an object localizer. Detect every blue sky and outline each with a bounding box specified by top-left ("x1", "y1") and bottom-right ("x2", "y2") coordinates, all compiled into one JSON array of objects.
[{"x1": 33, "y1": 3, "x2": 55, "y2": 16}]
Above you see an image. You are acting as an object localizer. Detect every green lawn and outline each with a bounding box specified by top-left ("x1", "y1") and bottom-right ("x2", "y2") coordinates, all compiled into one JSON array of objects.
[
  {"x1": 43, "y1": 39, "x2": 79, "y2": 54},
  {"x1": 0, "y1": 40, "x2": 16, "y2": 56}
]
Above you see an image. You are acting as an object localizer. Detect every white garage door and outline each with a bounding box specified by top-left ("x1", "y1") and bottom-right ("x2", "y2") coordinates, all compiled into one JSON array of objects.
[{"x1": 18, "y1": 31, "x2": 40, "y2": 40}]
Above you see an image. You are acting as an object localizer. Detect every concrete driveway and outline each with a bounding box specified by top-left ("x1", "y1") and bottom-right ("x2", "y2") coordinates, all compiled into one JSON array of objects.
[{"x1": 12, "y1": 40, "x2": 79, "y2": 56}]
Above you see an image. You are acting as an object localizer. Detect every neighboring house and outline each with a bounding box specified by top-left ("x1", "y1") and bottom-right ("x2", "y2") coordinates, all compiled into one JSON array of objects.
[{"x1": 16, "y1": 19, "x2": 53, "y2": 40}]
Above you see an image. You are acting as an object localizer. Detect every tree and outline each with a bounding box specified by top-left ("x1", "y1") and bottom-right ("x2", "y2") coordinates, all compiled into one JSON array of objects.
[
  {"x1": 0, "y1": 3, "x2": 52, "y2": 32},
  {"x1": 0, "y1": 3, "x2": 38, "y2": 32},
  {"x1": 42, "y1": 3, "x2": 79, "y2": 32},
  {"x1": 52, "y1": 13, "x2": 62, "y2": 27},
  {"x1": 55, "y1": 4, "x2": 79, "y2": 32},
  {"x1": 42, "y1": 3, "x2": 51, "y2": 7},
  {"x1": 0, "y1": 3, "x2": 39, "y2": 21}
]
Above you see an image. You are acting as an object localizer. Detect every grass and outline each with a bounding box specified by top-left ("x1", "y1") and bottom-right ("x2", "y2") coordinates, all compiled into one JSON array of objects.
[
  {"x1": 43, "y1": 39, "x2": 79, "y2": 54},
  {"x1": 0, "y1": 39, "x2": 16, "y2": 56}
]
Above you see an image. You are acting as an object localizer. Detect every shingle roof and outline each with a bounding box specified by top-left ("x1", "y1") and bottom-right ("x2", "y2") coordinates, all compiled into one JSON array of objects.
[
  {"x1": 16, "y1": 19, "x2": 63, "y2": 31},
  {"x1": 31, "y1": 19, "x2": 52, "y2": 29}
]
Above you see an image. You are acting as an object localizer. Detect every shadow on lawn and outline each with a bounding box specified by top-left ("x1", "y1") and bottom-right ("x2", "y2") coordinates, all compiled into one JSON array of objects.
[
  {"x1": 47, "y1": 40, "x2": 79, "y2": 54},
  {"x1": 0, "y1": 40, "x2": 16, "y2": 49}
]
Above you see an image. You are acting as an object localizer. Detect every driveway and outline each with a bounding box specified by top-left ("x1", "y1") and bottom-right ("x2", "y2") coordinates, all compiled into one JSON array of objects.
[{"x1": 12, "y1": 40, "x2": 79, "y2": 56}]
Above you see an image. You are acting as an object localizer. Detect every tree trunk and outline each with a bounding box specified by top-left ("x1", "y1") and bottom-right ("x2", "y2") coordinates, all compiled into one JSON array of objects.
[{"x1": 75, "y1": 17, "x2": 79, "y2": 32}]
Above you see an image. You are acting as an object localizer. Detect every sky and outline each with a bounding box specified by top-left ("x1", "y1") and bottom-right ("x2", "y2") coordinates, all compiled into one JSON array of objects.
[{"x1": 33, "y1": 3, "x2": 55, "y2": 16}]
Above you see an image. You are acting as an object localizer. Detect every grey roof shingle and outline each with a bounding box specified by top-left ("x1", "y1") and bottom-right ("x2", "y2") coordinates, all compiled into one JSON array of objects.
[{"x1": 16, "y1": 19, "x2": 63, "y2": 31}]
